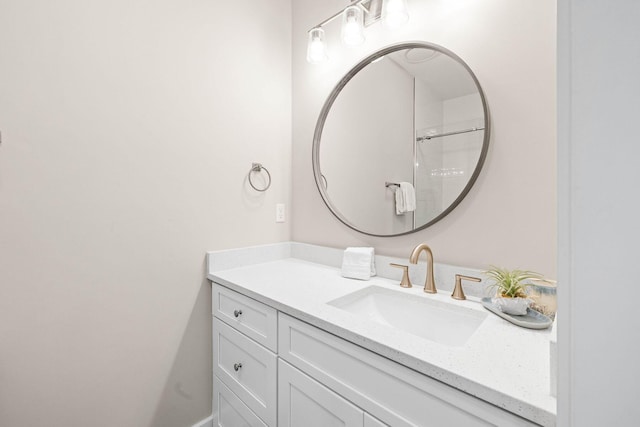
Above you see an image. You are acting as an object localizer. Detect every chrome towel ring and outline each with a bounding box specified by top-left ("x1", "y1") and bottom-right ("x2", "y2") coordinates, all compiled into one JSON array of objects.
[{"x1": 248, "y1": 163, "x2": 271, "y2": 192}]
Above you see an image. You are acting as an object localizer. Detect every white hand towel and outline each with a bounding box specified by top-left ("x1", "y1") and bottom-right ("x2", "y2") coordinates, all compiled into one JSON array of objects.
[
  {"x1": 395, "y1": 186, "x2": 406, "y2": 215},
  {"x1": 400, "y1": 182, "x2": 416, "y2": 212},
  {"x1": 341, "y1": 247, "x2": 376, "y2": 280},
  {"x1": 395, "y1": 182, "x2": 416, "y2": 214}
]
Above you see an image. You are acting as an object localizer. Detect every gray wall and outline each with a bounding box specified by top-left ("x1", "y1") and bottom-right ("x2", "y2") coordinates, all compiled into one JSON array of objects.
[{"x1": 0, "y1": 1, "x2": 291, "y2": 426}]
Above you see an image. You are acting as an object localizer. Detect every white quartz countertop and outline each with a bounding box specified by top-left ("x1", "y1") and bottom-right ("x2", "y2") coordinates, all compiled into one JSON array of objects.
[{"x1": 207, "y1": 244, "x2": 556, "y2": 426}]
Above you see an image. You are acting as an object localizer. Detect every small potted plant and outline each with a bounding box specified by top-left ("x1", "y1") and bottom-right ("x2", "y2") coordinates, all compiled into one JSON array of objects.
[{"x1": 484, "y1": 266, "x2": 544, "y2": 315}]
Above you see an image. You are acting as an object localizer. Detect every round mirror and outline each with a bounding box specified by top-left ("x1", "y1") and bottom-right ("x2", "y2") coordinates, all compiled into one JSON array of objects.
[{"x1": 313, "y1": 42, "x2": 490, "y2": 237}]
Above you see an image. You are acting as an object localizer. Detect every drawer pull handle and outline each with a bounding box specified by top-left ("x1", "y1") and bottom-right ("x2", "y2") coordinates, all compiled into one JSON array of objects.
[
  {"x1": 233, "y1": 363, "x2": 243, "y2": 372},
  {"x1": 233, "y1": 309, "x2": 243, "y2": 318}
]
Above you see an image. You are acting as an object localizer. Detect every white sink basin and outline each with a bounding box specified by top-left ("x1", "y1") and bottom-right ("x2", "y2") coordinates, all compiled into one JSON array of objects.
[{"x1": 328, "y1": 286, "x2": 487, "y2": 347}]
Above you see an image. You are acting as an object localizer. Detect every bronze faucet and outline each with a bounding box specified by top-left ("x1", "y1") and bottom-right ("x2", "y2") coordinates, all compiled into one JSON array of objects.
[
  {"x1": 451, "y1": 274, "x2": 481, "y2": 300},
  {"x1": 390, "y1": 263, "x2": 412, "y2": 288},
  {"x1": 409, "y1": 243, "x2": 437, "y2": 293}
]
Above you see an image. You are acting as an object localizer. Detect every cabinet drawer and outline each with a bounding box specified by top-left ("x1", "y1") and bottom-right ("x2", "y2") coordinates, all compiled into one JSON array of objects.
[
  {"x1": 213, "y1": 284, "x2": 278, "y2": 352},
  {"x1": 214, "y1": 375, "x2": 267, "y2": 427},
  {"x1": 278, "y1": 313, "x2": 538, "y2": 427},
  {"x1": 213, "y1": 318, "x2": 277, "y2": 427},
  {"x1": 279, "y1": 359, "x2": 363, "y2": 427}
]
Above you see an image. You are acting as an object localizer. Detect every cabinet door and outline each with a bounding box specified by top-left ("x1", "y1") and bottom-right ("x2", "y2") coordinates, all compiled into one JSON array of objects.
[
  {"x1": 364, "y1": 413, "x2": 388, "y2": 427},
  {"x1": 278, "y1": 359, "x2": 363, "y2": 427},
  {"x1": 213, "y1": 375, "x2": 267, "y2": 427}
]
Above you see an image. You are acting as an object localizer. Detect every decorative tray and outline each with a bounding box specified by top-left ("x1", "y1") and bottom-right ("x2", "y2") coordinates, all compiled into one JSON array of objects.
[{"x1": 481, "y1": 297, "x2": 553, "y2": 329}]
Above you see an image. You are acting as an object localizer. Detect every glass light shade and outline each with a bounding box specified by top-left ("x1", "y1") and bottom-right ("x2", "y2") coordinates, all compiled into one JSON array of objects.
[
  {"x1": 341, "y1": 6, "x2": 365, "y2": 46},
  {"x1": 307, "y1": 28, "x2": 328, "y2": 64},
  {"x1": 382, "y1": 0, "x2": 409, "y2": 29}
]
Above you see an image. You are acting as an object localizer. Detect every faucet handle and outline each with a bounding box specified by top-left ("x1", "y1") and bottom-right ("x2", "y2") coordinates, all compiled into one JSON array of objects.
[
  {"x1": 452, "y1": 274, "x2": 481, "y2": 300},
  {"x1": 390, "y1": 263, "x2": 412, "y2": 288}
]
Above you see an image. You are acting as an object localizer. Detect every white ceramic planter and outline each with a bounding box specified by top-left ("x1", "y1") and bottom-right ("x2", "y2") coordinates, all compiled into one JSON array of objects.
[{"x1": 492, "y1": 297, "x2": 532, "y2": 315}]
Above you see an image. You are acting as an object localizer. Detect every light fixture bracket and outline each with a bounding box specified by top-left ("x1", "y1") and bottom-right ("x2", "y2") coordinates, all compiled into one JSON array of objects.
[
  {"x1": 362, "y1": 0, "x2": 383, "y2": 27},
  {"x1": 310, "y1": 0, "x2": 381, "y2": 32}
]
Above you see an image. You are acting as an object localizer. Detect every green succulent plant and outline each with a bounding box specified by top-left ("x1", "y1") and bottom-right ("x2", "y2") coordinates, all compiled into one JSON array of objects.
[{"x1": 484, "y1": 266, "x2": 544, "y2": 298}]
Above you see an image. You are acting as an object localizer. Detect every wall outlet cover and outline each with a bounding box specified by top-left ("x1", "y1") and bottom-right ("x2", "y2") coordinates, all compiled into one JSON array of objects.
[{"x1": 276, "y1": 204, "x2": 285, "y2": 223}]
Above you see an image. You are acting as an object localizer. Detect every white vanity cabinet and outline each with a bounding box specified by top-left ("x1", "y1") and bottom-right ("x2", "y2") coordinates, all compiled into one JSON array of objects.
[
  {"x1": 278, "y1": 358, "x2": 364, "y2": 427},
  {"x1": 212, "y1": 285, "x2": 278, "y2": 427},
  {"x1": 278, "y1": 313, "x2": 537, "y2": 427},
  {"x1": 213, "y1": 376, "x2": 267, "y2": 427},
  {"x1": 365, "y1": 414, "x2": 389, "y2": 427},
  {"x1": 212, "y1": 283, "x2": 541, "y2": 427},
  {"x1": 213, "y1": 284, "x2": 278, "y2": 352}
]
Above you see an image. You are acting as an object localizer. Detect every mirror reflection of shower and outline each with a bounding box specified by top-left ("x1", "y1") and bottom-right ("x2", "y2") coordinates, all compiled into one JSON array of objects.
[
  {"x1": 316, "y1": 43, "x2": 489, "y2": 236},
  {"x1": 415, "y1": 118, "x2": 484, "y2": 225},
  {"x1": 390, "y1": 48, "x2": 485, "y2": 226}
]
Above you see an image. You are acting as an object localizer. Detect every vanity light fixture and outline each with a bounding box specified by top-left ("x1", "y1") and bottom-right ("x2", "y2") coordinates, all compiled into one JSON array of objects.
[
  {"x1": 381, "y1": 0, "x2": 409, "y2": 29},
  {"x1": 306, "y1": 0, "x2": 410, "y2": 64},
  {"x1": 307, "y1": 28, "x2": 329, "y2": 64},
  {"x1": 341, "y1": 5, "x2": 365, "y2": 46}
]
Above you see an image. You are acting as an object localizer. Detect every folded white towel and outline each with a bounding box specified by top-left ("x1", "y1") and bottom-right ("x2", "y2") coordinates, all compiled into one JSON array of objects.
[
  {"x1": 341, "y1": 247, "x2": 376, "y2": 280},
  {"x1": 395, "y1": 182, "x2": 416, "y2": 215}
]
